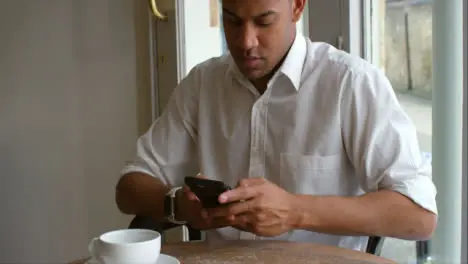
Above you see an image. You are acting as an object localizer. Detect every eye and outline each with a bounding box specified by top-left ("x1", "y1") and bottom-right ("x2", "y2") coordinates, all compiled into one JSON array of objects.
[
  {"x1": 256, "y1": 21, "x2": 272, "y2": 27},
  {"x1": 224, "y1": 16, "x2": 242, "y2": 27},
  {"x1": 255, "y1": 17, "x2": 275, "y2": 28}
]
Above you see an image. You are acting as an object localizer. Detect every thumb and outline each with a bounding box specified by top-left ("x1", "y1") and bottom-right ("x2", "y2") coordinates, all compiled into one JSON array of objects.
[{"x1": 183, "y1": 185, "x2": 200, "y2": 201}]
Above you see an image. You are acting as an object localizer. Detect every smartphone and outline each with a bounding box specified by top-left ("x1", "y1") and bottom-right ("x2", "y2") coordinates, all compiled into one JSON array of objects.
[{"x1": 184, "y1": 176, "x2": 232, "y2": 208}]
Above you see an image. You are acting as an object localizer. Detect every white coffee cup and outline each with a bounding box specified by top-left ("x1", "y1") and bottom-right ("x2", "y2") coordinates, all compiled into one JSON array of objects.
[{"x1": 88, "y1": 229, "x2": 161, "y2": 264}]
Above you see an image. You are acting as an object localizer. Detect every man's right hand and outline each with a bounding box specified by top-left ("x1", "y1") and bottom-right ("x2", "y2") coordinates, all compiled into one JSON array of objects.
[{"x1": 176, "y1": 185, "x2": 235, "y2": 230}]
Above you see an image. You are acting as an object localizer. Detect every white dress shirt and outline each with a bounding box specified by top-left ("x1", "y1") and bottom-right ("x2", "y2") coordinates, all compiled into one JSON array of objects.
[{"x1": 121, "y1": 33, "x2": 438, "y2": 252}]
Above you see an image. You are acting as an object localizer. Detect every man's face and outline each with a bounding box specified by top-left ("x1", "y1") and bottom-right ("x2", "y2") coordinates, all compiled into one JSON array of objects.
[{"x1": 222, "y1": 0, "x2": 304, "y2": 81}]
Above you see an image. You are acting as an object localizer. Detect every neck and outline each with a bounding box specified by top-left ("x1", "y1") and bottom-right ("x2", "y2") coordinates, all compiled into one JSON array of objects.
[{"x1": 252, "y1": 75, "x2": 272, "y2": 94}]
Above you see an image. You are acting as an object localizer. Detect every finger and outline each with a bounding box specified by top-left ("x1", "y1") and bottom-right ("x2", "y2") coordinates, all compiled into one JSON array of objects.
[
  {"x1": 200, "y1": 208, "x2": 208, "y2": 219},
  {"x1": 227, "y1": 200, "x2": 256, "y2": 216},
  {"x1": 183, "y1": 185, "x2": 200, "y2": 201},
  {"x1": 209, "y1": 215, "x2": 234, "y2": 229},
  {"x1": 186, "y1": 207, "x2": 211, "y2": 230},
  {"x1": 187, "y1": 192, "x2": 199, "y2": 201},
  {"x1": 233, "y1": 223, "x2": 251, "y2": 233},
  {"x1": 206, "y1": 207, "x2": 230, "y2": 218},
  {"x1": 219, "y1": 178, "x2": 265, "y2": 203},
  {"x1": 182, "y1": 184, "x2": 193, "y2": 195},
  {"x1": 232, "y1": 213, "x2": 253, "y2": 231},
  {"x1": 184, "y1": 190, "x2": 199, "y2": 201},
  {"x1": 230, "y1": 213, "x2": 250, "y2": 225},
  {"x1": 196, "y1": 173, "x2": 208, "y2": 179},
  {"x1": 236, "y1": 177, "x2": 266, "y2": 188},
  {"x1": 219, "y1": 185, "x2": 259, "y2": 204},
  {"x1": 213, "y1": 200, "x2": 256, "y2": 217}
]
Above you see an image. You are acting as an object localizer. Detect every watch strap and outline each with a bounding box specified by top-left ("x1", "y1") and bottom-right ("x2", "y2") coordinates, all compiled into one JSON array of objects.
[{"x1": 164, "y1": 187, "x2": 186, "y2": 225}]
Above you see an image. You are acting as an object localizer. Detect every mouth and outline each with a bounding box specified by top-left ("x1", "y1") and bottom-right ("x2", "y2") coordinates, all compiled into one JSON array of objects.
[{"x1": 241, "y1": 56, "x2": 263, "y2": 69}]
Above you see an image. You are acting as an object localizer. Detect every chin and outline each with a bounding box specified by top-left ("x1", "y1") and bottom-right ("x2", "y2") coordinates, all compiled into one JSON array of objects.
[{"x1": 241, "y1": 69, "x2": 267, "y2": 80}]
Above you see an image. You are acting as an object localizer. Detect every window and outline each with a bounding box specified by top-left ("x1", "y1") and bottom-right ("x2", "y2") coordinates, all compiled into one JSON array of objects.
[
  {"x1": 308, "y1": 1, "x2": 465, "y2": 261},
  {"x1": 366, "y1": 0, "x2": 433, "y2": 150},
  {"x1": 365, "y1": 1, "x2": 432, "y2": 263},
  {"x1": 363, "y1": 0, "x2": 466, "y2": 263}
]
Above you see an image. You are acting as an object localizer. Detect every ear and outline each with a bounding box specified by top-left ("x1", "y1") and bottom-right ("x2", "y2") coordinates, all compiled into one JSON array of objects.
[{"x1": 291, "y1": 0, "x2": 306, "y2": 22}]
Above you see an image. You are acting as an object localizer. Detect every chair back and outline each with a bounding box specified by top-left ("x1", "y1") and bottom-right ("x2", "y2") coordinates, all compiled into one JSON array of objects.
[{"x1": 366, "y1": 236, "x2": 384, "y2": 255}]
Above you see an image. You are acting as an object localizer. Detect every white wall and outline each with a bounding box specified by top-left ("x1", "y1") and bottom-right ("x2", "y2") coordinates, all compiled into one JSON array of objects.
[{"x1": 0, "y1": 0, "x2": 145, "y2": 262}]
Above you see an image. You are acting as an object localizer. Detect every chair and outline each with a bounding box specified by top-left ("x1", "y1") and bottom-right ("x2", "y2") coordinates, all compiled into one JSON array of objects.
[
  {"x1": 367, "y1": 236, "x2": 384, "y2": 255},
  {"x1": 129, "y1": 216, "x2": 384, "y2": 255},
  {"x1": 416, "y1": 240, "x2": 430, "y2": 264},
  {"x1": 367, "y1": 234, "x2": 431, "y2": 264}
]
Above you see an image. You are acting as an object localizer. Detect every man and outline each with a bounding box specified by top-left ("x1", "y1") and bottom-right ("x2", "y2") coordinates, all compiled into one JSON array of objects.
[{"x1": 116, "y1": 0, "x2": 437, "y2": 251}]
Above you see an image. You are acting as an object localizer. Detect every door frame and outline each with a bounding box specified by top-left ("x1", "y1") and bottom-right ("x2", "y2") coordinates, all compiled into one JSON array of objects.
[
  {"x1": 149, "y1": 0, "x2": 186, "y2": 120},
  {"x1": 132, "y1": 0, "x2": 156, "y2": 134},
  {"x1": 135, "y1": 0, "x2": 186, "y2": 121}
]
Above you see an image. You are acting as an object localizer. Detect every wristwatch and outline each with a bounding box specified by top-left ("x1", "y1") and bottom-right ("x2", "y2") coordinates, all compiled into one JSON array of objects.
[{"x1": 164, "y1": 187, "x2": 187, "y2": 225}]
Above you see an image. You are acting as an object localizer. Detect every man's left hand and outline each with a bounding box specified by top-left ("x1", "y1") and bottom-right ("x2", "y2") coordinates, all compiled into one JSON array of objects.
[{"x1": 209, "y1": 178, "x2": 299, "y2": 237}]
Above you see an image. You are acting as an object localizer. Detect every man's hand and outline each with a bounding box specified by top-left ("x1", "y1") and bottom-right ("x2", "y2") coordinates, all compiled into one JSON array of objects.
[
  {"x1": 210, "y1": 178, "x2": 298, "y2": 237},
  {"x1": 177, "y1": 175, "x2": 246, "y2": 230}
]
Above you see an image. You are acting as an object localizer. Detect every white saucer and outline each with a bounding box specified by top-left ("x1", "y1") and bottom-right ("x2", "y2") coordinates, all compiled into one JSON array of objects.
[
  {"x1": 85, "y1": 254, "x2": 180, "y2": 264},
  {"x1": 157, "y1": 254, "x2": 180, "y2": 264}
]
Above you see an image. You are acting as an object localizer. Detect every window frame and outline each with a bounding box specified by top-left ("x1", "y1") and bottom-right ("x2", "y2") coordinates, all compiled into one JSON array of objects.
[{"x1": 462, "y1": 1, "x2": 467, "y2": 262}]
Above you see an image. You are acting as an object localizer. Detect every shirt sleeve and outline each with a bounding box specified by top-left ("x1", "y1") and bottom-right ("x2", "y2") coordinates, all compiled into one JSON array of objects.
[
  {"x1": 120, "y1": 67, "x2": 201, "y2": 187},
  {"x1": 340, "y1": 64, "x2": 438, "y2": 215}
]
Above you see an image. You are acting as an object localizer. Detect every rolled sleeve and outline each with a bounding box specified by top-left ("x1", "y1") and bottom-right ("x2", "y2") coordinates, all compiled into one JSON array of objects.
[
  {"x1": 380, "y1": 153, "x2": 438, "y2": 215},
  {"x1": 341, "y1": 64, "x2": 438, "y2": 215}
]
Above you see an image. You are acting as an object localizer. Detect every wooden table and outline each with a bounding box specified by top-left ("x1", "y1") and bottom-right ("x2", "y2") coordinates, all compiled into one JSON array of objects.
[
  {"x1": 71, "y1": 240, "x2": 396, "y2": 264},
  {"x1": 163, "y1": 240, "x2": 395, "y2": 264}
]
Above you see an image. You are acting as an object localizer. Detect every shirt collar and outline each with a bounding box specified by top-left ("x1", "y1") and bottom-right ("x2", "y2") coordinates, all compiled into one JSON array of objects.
[
  {"x1": 276, "y1": 33, "x2": 307, "y2": 90},
  {"x1": 228, "y1": 33, "x2": 307, "y2": 91}
]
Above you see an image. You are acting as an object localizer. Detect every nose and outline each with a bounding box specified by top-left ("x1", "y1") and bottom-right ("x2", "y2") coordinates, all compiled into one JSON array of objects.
[{"x1": 237, "y1": 23, "x2": 259, "y2": 51}]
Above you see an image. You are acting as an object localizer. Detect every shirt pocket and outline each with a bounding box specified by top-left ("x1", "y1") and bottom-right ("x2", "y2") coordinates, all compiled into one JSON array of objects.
[{"x1": 279, "y1": 153, "x2": 345, "y2": 195}]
